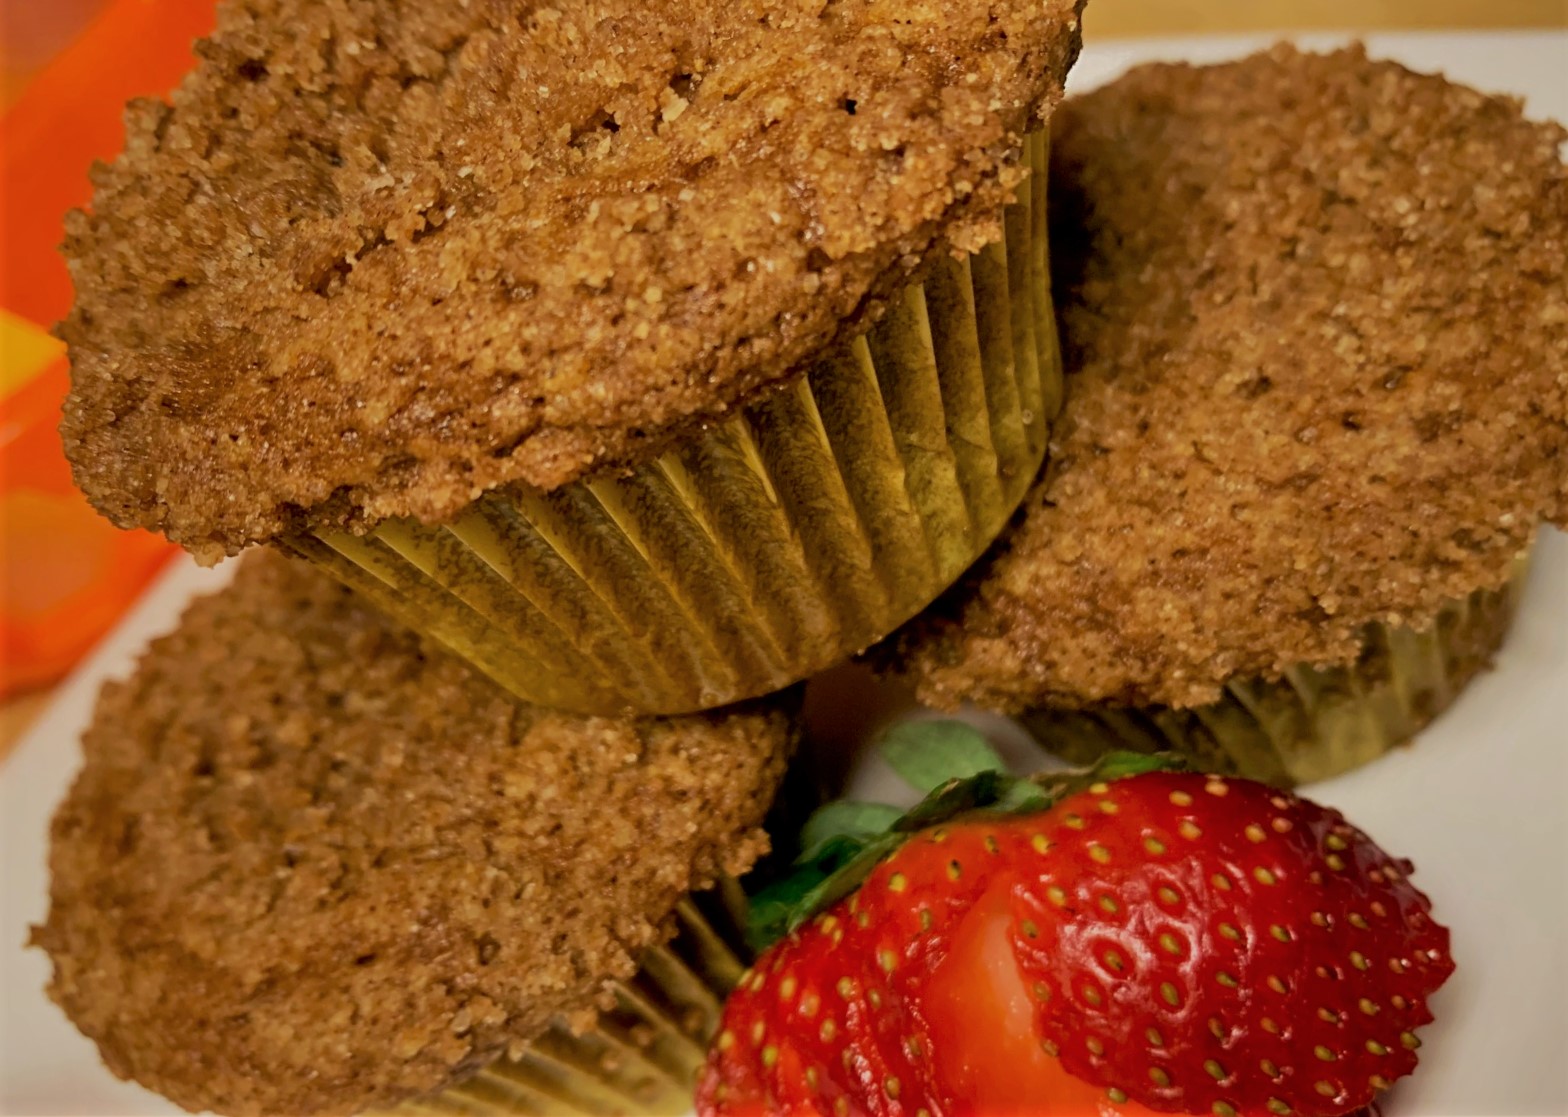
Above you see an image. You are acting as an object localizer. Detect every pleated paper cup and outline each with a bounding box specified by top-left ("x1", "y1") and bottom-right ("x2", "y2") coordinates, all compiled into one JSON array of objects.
[
  {"x1": 286, "y1": 131, "x2": 1062, "y2": 716},
  {"x1": 1026, "y1": 554, "x2": 1530, "y2": 788},
  {"x1": 384, "y1": 888, "x2": 746, "y2": 1117}
]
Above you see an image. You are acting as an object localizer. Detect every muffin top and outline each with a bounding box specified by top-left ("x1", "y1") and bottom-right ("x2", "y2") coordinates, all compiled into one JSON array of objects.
[
  {"x1": 894, "y1": 44, "x2": 1568, "y2": 713},
  {"x1": 31, "y1": 553, "x2": 795, "y2": 1116},
  {"x1": 61, "y1": 0, "x2": 1084, "y2": 560}
]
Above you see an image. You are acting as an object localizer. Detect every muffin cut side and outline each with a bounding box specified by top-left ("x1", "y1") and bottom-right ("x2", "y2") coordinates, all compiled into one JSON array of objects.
[
  {"x1": 62, "y1": 0, "x2": 1085, "y2": 559},
  {"x1": 31, "y1": 553, "x2": 795, "y2": 1116},
  {"x1": 896, "y1": 44, "x2": 1568, "y2": 714}
]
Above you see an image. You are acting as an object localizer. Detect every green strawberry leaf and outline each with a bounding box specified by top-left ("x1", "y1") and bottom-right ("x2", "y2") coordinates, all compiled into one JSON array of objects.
[
  {"x1": 745, "y1": 834, "x2": 863, "y2": 951},
  {"x1": 781, "y1": 834, "x2": 904, "y2": 934},
  {"x1": 894, "y1": 768, "x2": 1010, "y2": 831},
  {"x1": 880, "y1": 720, "x2": 1005, "y2": 794},
  {"x1": 992, "y1": 775, "x2": 1054, "y2": 814},
  {"x1": 1032, "y1": 749, "x2": 1189, "y2": 801},
  {"x1": 1083, "y1": 749, "x2": 1184, "y2": 782},
  {"x1": 799, "y1": 800, "x2": 904, "y2": 858},
  {"x1": 743, "y1": 742, "x2": 1189, "y2": 951}
]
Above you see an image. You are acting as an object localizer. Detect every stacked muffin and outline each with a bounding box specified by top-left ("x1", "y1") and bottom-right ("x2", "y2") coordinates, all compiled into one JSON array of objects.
[
  {"x1": 40, "y1": 0, "x2": 1087, "y2": 1113},
  {"x1": 34, "y1": 4, "x2": 1568, "y2": 1116},
  {"x1": 33, "y1": 553, "x2": 795, "y2": 1116},
  {"x1": 60, "y1": 0, "x2": 1084, "y2": 715},
  {"x1": 892, "y1": 44, "x2": 1567, "y2": 786}
]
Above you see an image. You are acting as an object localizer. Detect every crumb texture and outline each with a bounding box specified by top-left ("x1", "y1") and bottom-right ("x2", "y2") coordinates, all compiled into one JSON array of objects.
[
  {"x1": 32, "y1": 553, "x2": 794, "y2": 1116},
  {"x1": 61, "y1": 0, "x2": 1083, "y2": 557},
  {"x1": 897, "y1": 44, "x2": 1568, "y2": 712}
]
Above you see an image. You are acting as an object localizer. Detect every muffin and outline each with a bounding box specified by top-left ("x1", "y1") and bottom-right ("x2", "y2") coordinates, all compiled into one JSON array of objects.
[
  {"x1": 30, "y1": 552, "x2": 799, "y2": 1117},
  {"x1": 892, "y1": 45, "x2": 1568, "y2": 786},
  {"x1": 60, "y1": 0, "x2": 1085, "y2": 716}
]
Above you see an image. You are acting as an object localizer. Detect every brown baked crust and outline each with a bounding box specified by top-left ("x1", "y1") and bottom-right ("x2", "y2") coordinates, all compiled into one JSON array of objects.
[
  {"x1": 61, "y1": 0, "x2": 1084, "y2": 559},
  {"x1": 894, "y1": 44, "x2": 1568, "y2": 713},
  {"x1": 30, "y1": 552, "x2": 795, "y2": 1116}
]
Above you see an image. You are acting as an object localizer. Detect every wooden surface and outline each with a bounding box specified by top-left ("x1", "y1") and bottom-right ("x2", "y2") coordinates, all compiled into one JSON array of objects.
[{"x1": 1, "y1": 1, "x2": 1564, "y2": 762}]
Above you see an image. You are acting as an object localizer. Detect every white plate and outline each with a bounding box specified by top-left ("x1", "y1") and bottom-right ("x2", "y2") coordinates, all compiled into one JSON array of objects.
[{"x1": 4, "y1": 29, "x2": 1567, "y2": 1117}]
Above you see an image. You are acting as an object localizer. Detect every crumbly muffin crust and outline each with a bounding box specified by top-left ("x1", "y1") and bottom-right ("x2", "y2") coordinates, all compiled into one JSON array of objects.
[
  {"x1": 31, "y1": 553, "x2": 795, "y2": 1116},
  {"x1": 895, "y1": 45, "x2": 1568, "y2": 713},
  {"x1": 61, "y1": 0, "x2": 1084, "y2": 559}
]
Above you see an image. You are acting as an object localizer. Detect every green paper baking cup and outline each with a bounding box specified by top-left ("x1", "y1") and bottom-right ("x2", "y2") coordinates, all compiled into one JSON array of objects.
[
  {"x1": 287, "y1": 131, "x2": 1061, "y2": 716},
  {"x1": 384, "y1": 888, "x2": 746, "y2": 1117},
  {"x1": 1025, "y1": 554, "x2": 1530, "y2": 788}
]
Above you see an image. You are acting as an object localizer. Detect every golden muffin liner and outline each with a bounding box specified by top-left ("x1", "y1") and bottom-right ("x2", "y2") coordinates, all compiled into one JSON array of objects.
[
  {"x1": 1025, "y1": 555, "x2": 1531, "y2": 788},
  {"x1": 387, "y1": 887, "x2": 747, "y2": 1117},
  {"x1": 287, "y1": 131, "x2": 1061, "y2": 716}
]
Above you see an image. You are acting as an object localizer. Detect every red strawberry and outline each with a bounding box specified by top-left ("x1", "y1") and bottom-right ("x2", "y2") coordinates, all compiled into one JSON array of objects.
[
  {"x1": 1008, "y1": 771, "x2": 1451, "y2": 1116},
  {"x1": 701, "y1": 823, "x2": 1018, "y2": 1116},
  {"x1": 701, "y1": 814, "x2": 1200, "y2": 1117},
  {"x1": 699, "y1": 759, "x2": 1449, "y2": 1117}
]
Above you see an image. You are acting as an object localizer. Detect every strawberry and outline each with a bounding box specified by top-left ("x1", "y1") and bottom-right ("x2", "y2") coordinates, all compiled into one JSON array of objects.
[
  {"x1": 699, "y1": 908, "x2": 928, "y2": 1117},
  {"x1": 1008, "y1": 770, "x2": 1451, "y2": 1117},
  {"x1": 701, "y1": 823, "x2": 1016, "y2": 1116},
  {"x1": 698, "y1": 727, "x2": 1449, "y2": 1117}
]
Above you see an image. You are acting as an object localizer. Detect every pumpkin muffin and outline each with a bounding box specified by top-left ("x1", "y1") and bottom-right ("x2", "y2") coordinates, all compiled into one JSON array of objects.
[
  {"x1": 31, "y1": 552, "x2": 799, "y2": 1116},
  {"x1": 61, "y1": 0, "x2": 1085, "y2": 715},
  {"x1": 893, "y1": 44, "x2": 1568, "y2": 786}
]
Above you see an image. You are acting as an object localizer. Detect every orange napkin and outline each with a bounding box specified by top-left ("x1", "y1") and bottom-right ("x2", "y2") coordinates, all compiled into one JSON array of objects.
[{"x1": 1, "y1": 0, "x2": 216, "y2": 695}]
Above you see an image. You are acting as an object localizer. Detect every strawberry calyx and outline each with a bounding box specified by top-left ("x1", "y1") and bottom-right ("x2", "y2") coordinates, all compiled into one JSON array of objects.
[{"x1": 745, "y1": 720, "x2": 1185, "y2": 951}]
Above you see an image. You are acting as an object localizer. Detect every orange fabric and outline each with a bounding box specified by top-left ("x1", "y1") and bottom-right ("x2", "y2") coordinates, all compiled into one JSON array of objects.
[
  {"x1": 0, "y1": 359, "x2": 177, "y2": 694},
  {"x1": 1, "y1": 0, "x2": 217, "y2": 694},
  {"x1": 2, "y1": 0, "x2": 217, "y2": 326}
]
